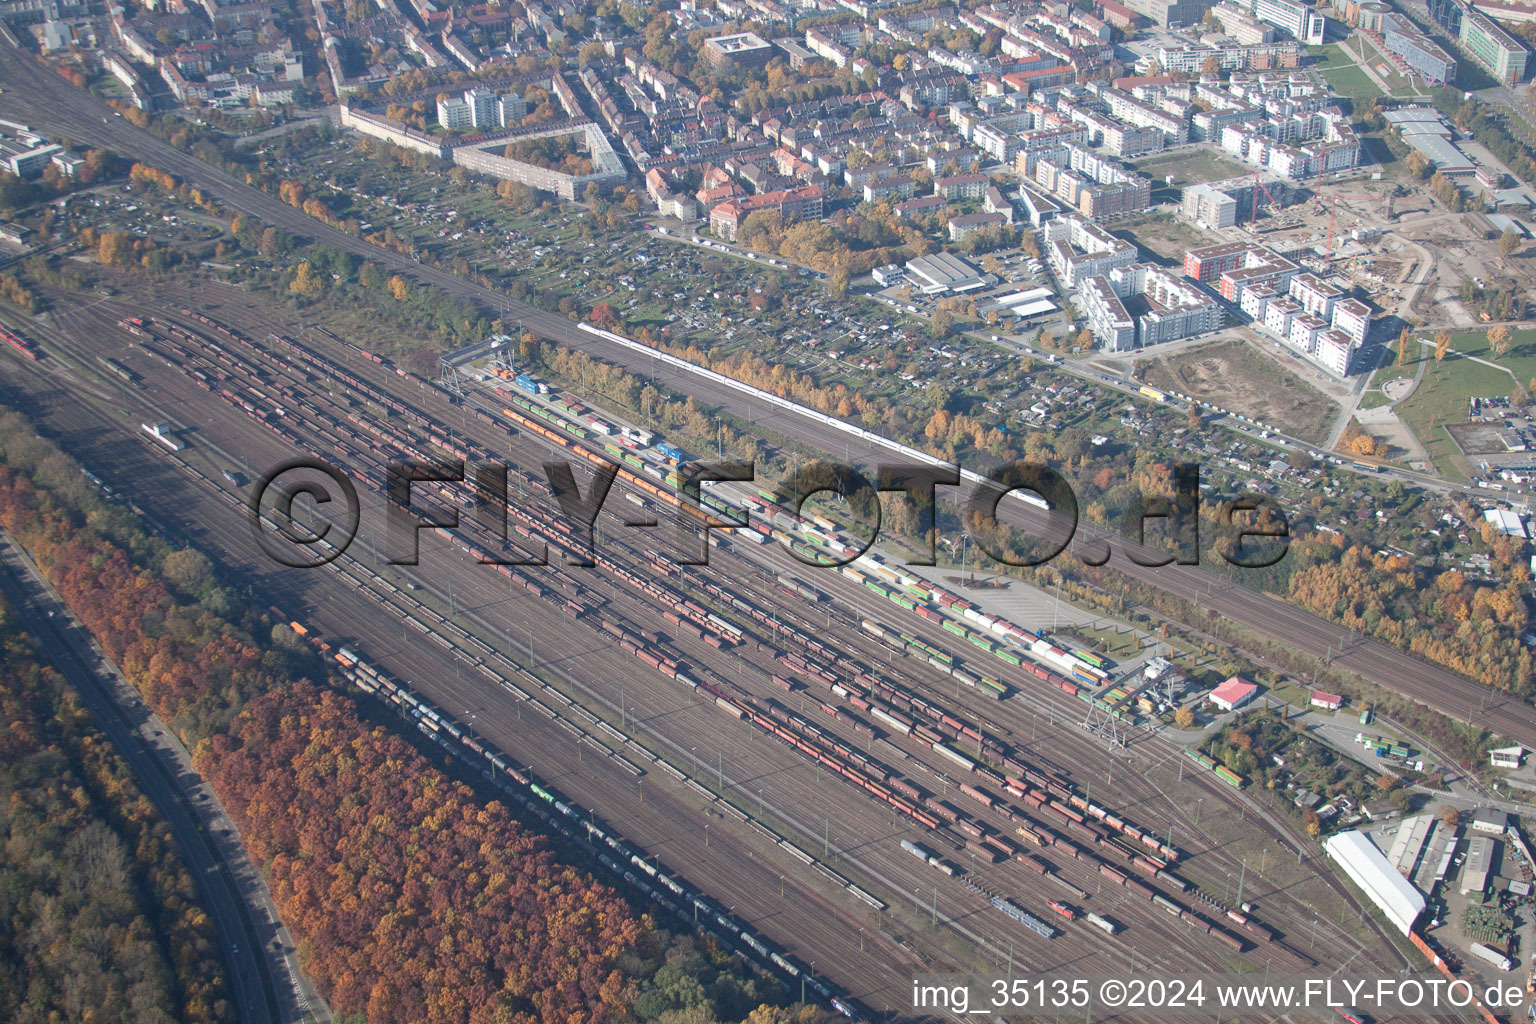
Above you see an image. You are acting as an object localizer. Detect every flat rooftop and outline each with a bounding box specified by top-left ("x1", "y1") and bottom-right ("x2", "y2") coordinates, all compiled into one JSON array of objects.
[{"x1": 708, "y1": 31, "x2": 772, "y2": 51}]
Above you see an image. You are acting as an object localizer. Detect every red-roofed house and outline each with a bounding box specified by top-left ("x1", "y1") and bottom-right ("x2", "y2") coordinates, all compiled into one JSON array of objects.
[
  {"x1": 1210, "y1": 676, "x2": 1260, "y2": 712},
  {"x1": 1310, "y1": 690, "x2": 1344, "y2": 711}
]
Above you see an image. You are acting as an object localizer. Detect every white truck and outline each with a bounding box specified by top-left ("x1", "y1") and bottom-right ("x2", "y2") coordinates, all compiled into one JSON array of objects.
[{"x1": 1469, "y1": 942, "x2": 1513, "y2": 971}]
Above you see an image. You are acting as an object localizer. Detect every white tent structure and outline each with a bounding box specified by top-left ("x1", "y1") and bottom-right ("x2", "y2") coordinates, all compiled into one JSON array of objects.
[{"x1": 1324, "y1": 830, "x2": 1425, "y2": 935}]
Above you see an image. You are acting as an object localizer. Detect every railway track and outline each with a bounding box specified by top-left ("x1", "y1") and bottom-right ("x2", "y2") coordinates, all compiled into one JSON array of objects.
[
  {"x1": 0, "y1": 41, "x2": 1518, "y2": 757},
  {"x1": 0, "y1": 293, "x2": 1412, "y2": 1017}
]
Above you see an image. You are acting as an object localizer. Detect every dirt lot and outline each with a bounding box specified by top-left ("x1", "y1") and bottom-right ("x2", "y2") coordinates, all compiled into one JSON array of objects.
[
  {"x1": 1139, "y1": 337, "x2": 1339, "y2": 443},
  {"x1": 1447, "y1": 421, "x2": 1516, "y2": 456}
]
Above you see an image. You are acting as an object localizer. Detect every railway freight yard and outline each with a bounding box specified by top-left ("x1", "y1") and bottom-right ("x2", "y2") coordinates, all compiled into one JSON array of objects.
[{"x1": 0, "y1": 279, "x2": 1426, "y2": 1020}]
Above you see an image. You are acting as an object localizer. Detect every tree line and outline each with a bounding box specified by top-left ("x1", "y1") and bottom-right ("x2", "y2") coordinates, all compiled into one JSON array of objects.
[
  {"x1": 0, "y1": 409, "x2": 831, "y2": 1024},
  {"x1": 0, "y1": 594, "x2": 230, "y2": 1024}
]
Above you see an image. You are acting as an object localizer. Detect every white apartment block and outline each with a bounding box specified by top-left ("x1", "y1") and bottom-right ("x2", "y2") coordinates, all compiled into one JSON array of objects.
[
  {"x1": 1288, "y1": 312, "x2": 1328, "y2": 354},
  {"x1": 1332, "y1": 298, "x2": 1372, "y2": 345},
  {"x1": 1080, "y1": 263, "x2": 1224, "y2": 351},
  {"x1": 1101, "y1": 88, "x2": 1189, "y2": 143},
  {"x1": 1313, "y1": 328, "x2": 1356, "y2": 374},
  {"x1": 1264, "y1": 296, "x2": 1301, "y2": 336},
  {"x1": 1239, "y1": 283, "x2": 1276, "y2": 320},
  {"x1": 1080, "y1": 276, "x2": 1137, "y2": 350},
  {"x1": 1243, "y1": 274, "x2": 1366, "y2": 375},
  {"x1": 1220, "y1": 110, "x2": 1359, "y2": 179},
  {"x1": 436, "y1": 97, "x2": 473, "y2": 132},
  {"x1": 1289, "y1": 272, "x2": 1341, "y2": 320},
  {"x1": 1255, "y1": 0, "x2": 1326, "y2": 43},
  {"x1": 805, "y1": 29, "x2": 851, "y2": 67},
  {"x1": 1043, "y1": 215, "x2": 1138, "y2": 286}
]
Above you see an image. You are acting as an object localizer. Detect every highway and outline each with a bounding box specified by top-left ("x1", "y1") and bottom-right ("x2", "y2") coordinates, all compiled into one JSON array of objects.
[
  {"x1": 0, "y1": 529, "x2": 330, "y2": 1024},
  {"x1": 0, "y1": 39, "x2": 1521, "y2": 751}
]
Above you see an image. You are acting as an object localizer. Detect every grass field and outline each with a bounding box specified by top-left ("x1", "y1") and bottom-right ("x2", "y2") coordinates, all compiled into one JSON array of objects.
[
  {"x1": 1393, "y1": 338, "x2": 1525, "y2": 480},
  {"x1": 1132, "y1": 150, "x2": 1251, "y2": 188},
  {"x1": 1111, "y1": 211, "x2": 1219, "y2": 264},
  {"x1": 1140, "y1": 337, "x2": 1339, "y2": 443},
  {"x1": 1358, "y1": 360, "x2": 1411, "y2": 411},
  {"x1": 1321, "y1": 63, "x2": 1384, "y2": 104},
  {"x1": 1311, "y1": 42, "x2": 1355, "y2": 70},
  {"x1": 1069, "y1": 624, "x2": 1145, "y2": 661}
]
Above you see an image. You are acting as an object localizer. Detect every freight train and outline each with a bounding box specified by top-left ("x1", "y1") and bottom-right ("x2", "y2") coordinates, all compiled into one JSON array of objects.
[{"x1": 125, "y1": 307, "x2": 1303, "y2": 973}]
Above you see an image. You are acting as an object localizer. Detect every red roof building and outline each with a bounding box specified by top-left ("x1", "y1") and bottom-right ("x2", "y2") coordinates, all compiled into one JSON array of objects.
[{"x1": 1210, "y1": 676, "x2": 1260, "y2": 712}]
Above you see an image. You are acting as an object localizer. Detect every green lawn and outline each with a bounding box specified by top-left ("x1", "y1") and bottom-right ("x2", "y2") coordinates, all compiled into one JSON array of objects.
[
  {"x1": 1359, "y1": 360, "x2": 1411, "y2": 411},
  {"x1": 1311, "y1": 42, "x2": 1356, "y2": 70},
  {"x1": 1394, "y1": 340, "x2": 1523, "y2": 480},
  {"x1": 1320, "y1": 63, "x2": 1384, "y2": 104},
  {"x1": 1443, "y1": 326, "x2": 1536, "y2": 380},
  {"x1": 1132, "y1": 150, "x2": 1252, "y2": 188}
]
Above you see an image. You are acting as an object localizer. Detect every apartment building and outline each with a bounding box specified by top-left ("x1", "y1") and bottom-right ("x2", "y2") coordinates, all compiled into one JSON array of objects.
[
  {"x1": 1255, "y1": 0, "x2": 1327, "y2": 41},
  {"x1": 709, "y1": 184, "x2": 824, "y2": 240},
  {"x1": 1080, "y1": 263, "x2": 1224, "y2": 350},
  {"x1": 1044, "y1": 214, "x2": 1138, "y2": 285},
  {"x1": 1381, "y1": 12, "x2": 1458, "y2": 84}
]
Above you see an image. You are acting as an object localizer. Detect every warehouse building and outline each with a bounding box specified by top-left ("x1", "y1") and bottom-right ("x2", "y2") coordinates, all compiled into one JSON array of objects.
[
  {"x1": 1490, "y1": 745, "x2": 1526, "y2": 768},
  {"x1": 1324, "y1": 831, "x2": 1425, "y2": 935},
  {"x1": 904, "y1": 252, "x2": 988, "y2": 293},
  {"x1": 1387, "y1": 814, "x2": 1437, "y2": 878},
  {"x1": 1460, "y1": 834, "x2": 1499, "y2": 894}
]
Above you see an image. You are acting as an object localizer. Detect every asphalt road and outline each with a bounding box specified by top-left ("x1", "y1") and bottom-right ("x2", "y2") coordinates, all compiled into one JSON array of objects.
[
  {"x1": 0, "y1": 531, "x2": 330, "y2": 1024},
  {"x1": 0, "y1": 41, "x2": 1528, "y2": 748}
]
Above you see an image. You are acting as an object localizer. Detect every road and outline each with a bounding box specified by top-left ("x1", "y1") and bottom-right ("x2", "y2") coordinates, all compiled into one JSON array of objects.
[
  {"x1": 0, "y1": 530, "x2": 331, "y2": 1024},
  {"x1": 1, "y1": 41, "x2": 1532, "y2": 752}
]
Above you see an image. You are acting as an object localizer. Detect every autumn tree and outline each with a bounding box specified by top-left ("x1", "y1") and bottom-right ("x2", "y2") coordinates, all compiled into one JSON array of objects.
[
  {"x1": 289, "y1": 262, "x2": 324, "y2": 300},
  {"x1": 1434, "y1": 330, "x2": 1450, "y2": 362},
  {"x1": 930, "y1": 309, "x2": 953, "y2": 338},
  {"x1": 1501, "y1": 227, "x2": 1522, "y2": 256},
  {"x1": 97, "y1": 231, "x2": 129, "y2": 266},
  {"x1": 1174, "y1": 706, "x2": 1195, "y2": 728},
  {"x1": 1489, "y1": 324, "x2": 1513, "y2": 358}
]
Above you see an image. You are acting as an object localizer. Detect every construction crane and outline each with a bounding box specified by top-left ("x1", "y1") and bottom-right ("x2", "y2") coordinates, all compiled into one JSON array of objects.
[
  {"x1": 1327, "y1": 193, "x2": 1336, "y2": 263},
  {"x1": 1323, "y1": 191, "x2": 1398, "y2": 261},
  {"x1": 1250, "y1": 171, "x2": 1280, "y2": 227}
]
